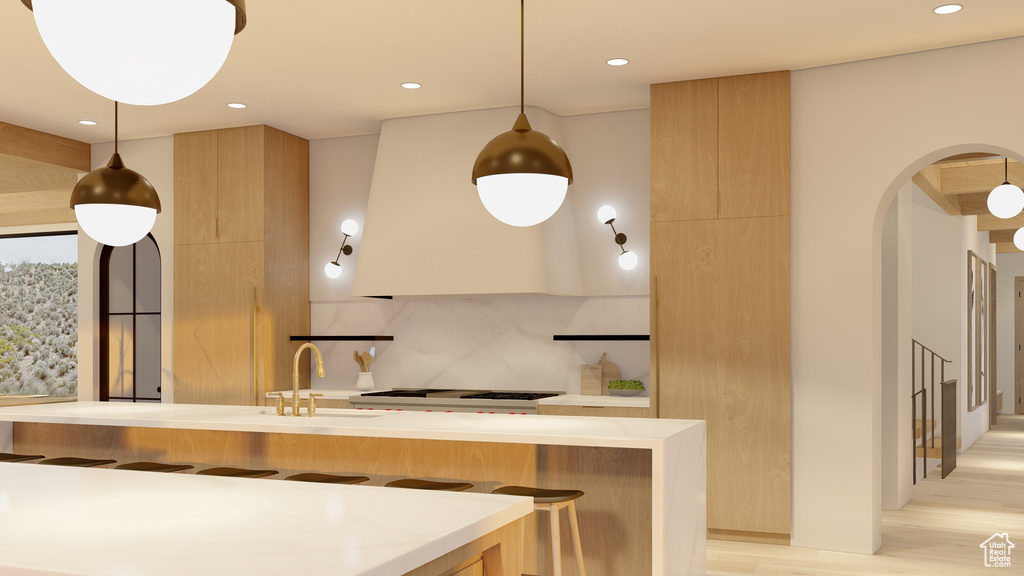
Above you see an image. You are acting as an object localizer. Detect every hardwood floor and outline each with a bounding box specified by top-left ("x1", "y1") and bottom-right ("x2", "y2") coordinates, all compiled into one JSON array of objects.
[{"x1": 707, "y1": 414, "x2": 1024, "y2": 575}]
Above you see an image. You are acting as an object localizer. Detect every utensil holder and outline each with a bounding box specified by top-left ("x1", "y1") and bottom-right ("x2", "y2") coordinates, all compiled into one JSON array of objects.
[{"x1": 355, "y1": 372, "x2": 374, "y2": 391}]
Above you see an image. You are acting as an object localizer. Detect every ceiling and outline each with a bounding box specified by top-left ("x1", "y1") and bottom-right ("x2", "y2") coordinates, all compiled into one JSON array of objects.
[
  {"x1": 913, "y1": 155, "x2": 1024, "y2": 252},
  {"x1": 1, "y1": 1, "x2": 1023, "y2": 145}
]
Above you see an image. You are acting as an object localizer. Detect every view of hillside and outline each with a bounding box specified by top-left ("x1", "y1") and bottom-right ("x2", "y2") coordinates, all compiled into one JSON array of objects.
[{"x1": 0, "y1": 261, "x2": 78, "y2": 396}]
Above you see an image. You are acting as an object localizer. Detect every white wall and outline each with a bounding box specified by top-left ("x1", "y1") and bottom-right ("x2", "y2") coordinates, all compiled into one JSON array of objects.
[
  {"x1": 996, "y1": 251, "x2": 1024, "y2": 414},
  {"x1": 308, "y1": 109, "x2": 651, "y2": 394},
  {"x1": 80, "y1": 137, "x2": 174, "y2": 402},
  {"x1": 792, "y1": 35, "x2": 1024, "y2": 554}
]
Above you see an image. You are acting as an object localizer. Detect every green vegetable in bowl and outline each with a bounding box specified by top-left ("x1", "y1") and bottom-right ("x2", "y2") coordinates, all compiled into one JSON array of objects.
[{"x1": 607, "y1": 379, "x2": 645, "y2": 390}]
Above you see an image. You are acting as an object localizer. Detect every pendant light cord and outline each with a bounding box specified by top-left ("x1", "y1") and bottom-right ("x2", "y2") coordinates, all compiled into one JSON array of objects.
[
  {"x1": 520, "y1": 0, "x2": 524, "y2": 115},
  {"x1": 1006, "y1": 157, "x2": 1009, "y2": 183},
  {"x1": 114, "y1": 101, "x2": 119, "y2": 155}
]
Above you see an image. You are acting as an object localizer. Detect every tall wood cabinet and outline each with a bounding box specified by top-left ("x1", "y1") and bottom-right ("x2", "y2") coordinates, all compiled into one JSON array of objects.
[
  {"x1": 173, "y1": 125, "x2": 310, "y2": 405},
  {"x1": 650, "y1": 71, "x2": 792, "y2": 543}
]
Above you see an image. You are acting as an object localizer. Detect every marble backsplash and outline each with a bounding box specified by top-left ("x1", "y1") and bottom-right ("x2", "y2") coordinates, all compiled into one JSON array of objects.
[{"x1": 309, "y1": 296, "x2": 650, "y2": 395}]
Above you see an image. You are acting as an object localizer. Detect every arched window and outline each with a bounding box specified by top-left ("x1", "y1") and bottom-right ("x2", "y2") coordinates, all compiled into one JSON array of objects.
[{"x1": 99, "y1": 234, "x2": 161, "y2": 402}]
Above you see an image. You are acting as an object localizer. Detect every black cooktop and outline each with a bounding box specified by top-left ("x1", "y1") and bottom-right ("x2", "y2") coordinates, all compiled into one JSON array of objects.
[{"x1": 356, "y1": 389, "x2": 559, "y2": 401}]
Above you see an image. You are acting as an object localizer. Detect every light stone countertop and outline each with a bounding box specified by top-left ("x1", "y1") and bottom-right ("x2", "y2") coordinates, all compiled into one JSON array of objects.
[
  {"x1": 0, "y1": 462, "x2": 531, "y2": 576},
  {"x1": 0, "y1": 401, "x2": 692, "y2": 449}
]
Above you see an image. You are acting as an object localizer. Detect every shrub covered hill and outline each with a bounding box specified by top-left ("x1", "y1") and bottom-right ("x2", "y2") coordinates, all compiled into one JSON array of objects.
[{"x1": 0, "y1": 262, "x2": 77, "y2": 396}]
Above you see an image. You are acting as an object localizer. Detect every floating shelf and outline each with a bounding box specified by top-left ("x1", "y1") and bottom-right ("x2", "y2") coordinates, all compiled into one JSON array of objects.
[
  {"x1": 290, "y1": 336, "x2": 394, "y2": 342},
  {"x1": 552, "y1": 335, "x2": 649, "y2": 341}
]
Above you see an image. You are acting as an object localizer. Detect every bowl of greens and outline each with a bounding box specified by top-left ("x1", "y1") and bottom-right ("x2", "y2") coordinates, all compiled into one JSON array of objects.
[{"x1": 607, "y1": 379, "x2": 645, "y2": 396}]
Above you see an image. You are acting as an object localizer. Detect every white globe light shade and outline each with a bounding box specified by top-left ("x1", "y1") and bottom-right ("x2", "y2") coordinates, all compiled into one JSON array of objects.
[
  {"x1": 74, "y1": 204, "x2": 156, "y2": 247},
  {"x1": 340, "y1": 219, "x2": 359, "y2": 236},
  {"x1": 597, "y1": 205, "x2": 617, "y2": 224},
  {"x1": 324, "y1": 262, "x2": 343, "y2": 279},
  {"x1": 1014, "y1": 228, "x2": 1024, "y2": 252},
  {"x1": 31, "y1": 0, "x2": 237, "y2": 106},
  {"x1": 476, "y1": 173, "x2": 568, "y2": 227},
  {"x1": 618, "y1": 251, "x2": 639, "y2": 271},
  {"x1": 987, "y1": 182, "x2": 1024, "y2": 219}
]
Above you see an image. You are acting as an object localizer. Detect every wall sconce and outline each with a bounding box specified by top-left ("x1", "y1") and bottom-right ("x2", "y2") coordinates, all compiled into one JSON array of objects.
[
  {"x1": 324, "y1": 219, "x2": 359, "y2": 279},
  {"x1": 597, "y1": 205, "x2": 638, "y2": 270}
]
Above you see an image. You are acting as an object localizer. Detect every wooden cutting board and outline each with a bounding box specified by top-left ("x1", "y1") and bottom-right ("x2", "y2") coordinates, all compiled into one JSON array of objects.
[
  {"x1": 580, "y1": 363, "x2": 602, "y2": 396},
  {"x1": 597, "y1": 353, "x2": 621, "y2": 396}
]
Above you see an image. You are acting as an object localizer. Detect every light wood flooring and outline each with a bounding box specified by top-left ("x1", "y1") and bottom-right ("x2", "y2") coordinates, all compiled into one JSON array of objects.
[{"x1": 707, "y1": 414, "x2": 1024, "y2": 575}]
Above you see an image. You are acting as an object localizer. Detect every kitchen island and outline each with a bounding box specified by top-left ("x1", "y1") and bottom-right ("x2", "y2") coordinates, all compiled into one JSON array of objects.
[
  {"x1": 0, "y1": 461, "x2": 530, "y2": 576},
  {"x1": 0, "y1": 402, "x2": 705, "y2": 576}
]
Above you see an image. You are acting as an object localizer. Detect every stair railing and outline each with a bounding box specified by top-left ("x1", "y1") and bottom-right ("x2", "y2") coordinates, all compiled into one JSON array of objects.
[{"x1": 911, "y1": 339, "x2": 954, "y2": 483}]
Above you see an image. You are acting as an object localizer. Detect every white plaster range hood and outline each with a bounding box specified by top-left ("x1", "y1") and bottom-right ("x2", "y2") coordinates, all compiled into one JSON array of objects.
[{"x1": 352, "y1": 106, "x2": 585, "y2": 298}]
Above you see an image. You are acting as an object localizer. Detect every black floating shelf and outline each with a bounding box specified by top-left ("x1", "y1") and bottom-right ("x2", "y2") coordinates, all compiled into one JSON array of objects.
[
  {"x1": 552, "y1": 335, "x2": 650, "y2": 341},
  {"x1": 290, "y1": 335, "x2": 394, "y2": 342}
]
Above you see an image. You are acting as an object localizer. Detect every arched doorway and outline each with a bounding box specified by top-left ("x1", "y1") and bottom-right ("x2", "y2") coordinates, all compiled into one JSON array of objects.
[{"x1": 99, "y1": 234, "x2": 161, "y2": 402}]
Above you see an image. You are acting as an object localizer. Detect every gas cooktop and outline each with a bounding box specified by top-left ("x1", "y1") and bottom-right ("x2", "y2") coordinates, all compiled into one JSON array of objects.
[{"x1": 349, "y1": 389, "x2": 563, "y2": 414}]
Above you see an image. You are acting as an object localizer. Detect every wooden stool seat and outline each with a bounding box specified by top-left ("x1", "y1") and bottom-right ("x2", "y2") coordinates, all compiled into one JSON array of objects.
[
  {"x1": 385, "y1": 478, "x2": 473, "y2": 491},
  {"x1": 39, "y1": 457, "x2": 117, "y2": 468},
  {"x1": 491, "y1": 486, "x2": 584, "y2": 504},
  {"x1": 0, "y1": 452, "x2": 45, "y2": 463},
  {"x1": 285, "y1": 473, "x2": 370, "y2": 484},
  {"x1": 196, "y1": 467, "x2": 278, "y2": 479},
  {"x1": 116, "y1": 462, "x2": 195, "y2": 473},
  {"x1": 493, "y1": 485, "x2": 586, "y2": 576}
]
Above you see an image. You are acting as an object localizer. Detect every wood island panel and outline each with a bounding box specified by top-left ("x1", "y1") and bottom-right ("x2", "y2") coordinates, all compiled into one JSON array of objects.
[{"x1": 14, "y1": 422, "x2": 652, "y2": 576}]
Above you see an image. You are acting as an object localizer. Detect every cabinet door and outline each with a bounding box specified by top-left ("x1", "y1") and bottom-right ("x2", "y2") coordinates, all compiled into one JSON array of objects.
[
  {"x1": 174, "y1": 242, "x2": 264, "y2": 405},
  {"x1": 173, "y1": 131, "x2": 218, "y2": 245},
  {"x1": 217, "y1": 126, "x2": 265, "y2": 243},
  {"x1": 653, "y1": 216, "x2": 790, "y2": 535}
]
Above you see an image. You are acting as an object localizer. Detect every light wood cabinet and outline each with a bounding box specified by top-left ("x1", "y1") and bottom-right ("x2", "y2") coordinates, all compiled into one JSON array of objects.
[
  {"x1": 173, "y1": 125, "x2": 310, "y2": 405},
  {"x1": 650, "y1": 71, "x2": 791, "y2": 542},
  {"x1": 538, "y1": 405, "x2": 651, "y2": 418}
]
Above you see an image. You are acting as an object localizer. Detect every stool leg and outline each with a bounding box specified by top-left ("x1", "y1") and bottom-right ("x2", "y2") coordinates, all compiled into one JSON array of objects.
[
  {"x1": 548, "y1": 503, "x2": 562, "y2": 576},
  {"x1": 567, "y1": 501, "x2": 586, "y2": 576}
]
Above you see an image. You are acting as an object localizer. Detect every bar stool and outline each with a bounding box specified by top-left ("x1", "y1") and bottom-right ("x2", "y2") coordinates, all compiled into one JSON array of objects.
[
  {"x1": 116, "y1": 462, "x2": 194, "y2": 473},
  {"x1": 0, "y1": 452, "x2": 45, "y2": 463},
  {"x1": 196, "y1": 467, "x2": 278, "y2": 479},
  {"x1": 492, "y1": 486, "x2": 586, "y2": 576},
  {"x1": 384, "y1": 478, "x2": 473, "y2": 491},
  {"x1": 286, "y1": 473, "x2": 370, "y2": 484},
  {"x1": 39, "y1": 457, "x2": 117, "y2": 468}
]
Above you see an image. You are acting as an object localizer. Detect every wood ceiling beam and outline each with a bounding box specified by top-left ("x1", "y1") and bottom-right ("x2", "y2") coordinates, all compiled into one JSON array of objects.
[
  {"x1": 976, "y1": 211, "x2": 1024, "y2": 232},
  {"x1": 995, "y1": 242, "x2": 1021, "y2": 254},
  {"x1": 0, "y1": 163, "x2": 80, "y2": 194},
  {"x1": 912, "y1": 165, "x2": 959, "y2": 215},
  {"x1": 940, "y1": 162, "x2": 1024, "y2": 196},
  {"x1": 0, "y1": 121, "x2": 90, "y2": 172},
  {"x1": 988, "y1": 229, "x2": 1016, "y2": 244},
  {"x1": 0, "y1": 189, "x2": 75, "y2": 226}
]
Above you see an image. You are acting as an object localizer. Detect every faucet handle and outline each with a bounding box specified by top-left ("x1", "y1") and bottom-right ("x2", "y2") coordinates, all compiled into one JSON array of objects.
[
  {"x1": 308, "y1": 394, "x2": 324, "y2": 417},
  {"x1": 272, "y1": 393, "x2": 285, "y2": 416}
]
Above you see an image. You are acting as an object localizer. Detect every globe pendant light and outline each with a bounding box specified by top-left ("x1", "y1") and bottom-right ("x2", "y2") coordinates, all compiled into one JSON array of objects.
[
  {"x1": 986, "y1": 158, "x2": 1024, "y2": 219},
  {"x1": 23, "y1": 0, "x2": 246, "y2": 106},
  {"x1": 1014, "y1": 227, "x2": 1024, "y2": 251},
  {"x1": 472, "y1": 0, "x2": 573, "y2": 227},
  {"x1": 72, "y1": 102, "x2": 161, "y2": 247}
]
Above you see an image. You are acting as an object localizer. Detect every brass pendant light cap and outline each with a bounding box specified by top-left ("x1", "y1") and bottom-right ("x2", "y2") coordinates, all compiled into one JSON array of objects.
[
  {"x1": 472, "y1": 114, "x2": 574, "y2": 184},
  {"x1": 70, "y1": 153, "x2": 162, "y2": 212},
  {"x1": 22, "y1": 0, "x2": 246, "y2": 35}
]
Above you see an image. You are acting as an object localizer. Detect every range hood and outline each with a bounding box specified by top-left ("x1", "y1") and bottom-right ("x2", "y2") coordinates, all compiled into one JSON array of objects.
[{"x1": 352, "y1": 107, "x2": 585, "y2": 298}]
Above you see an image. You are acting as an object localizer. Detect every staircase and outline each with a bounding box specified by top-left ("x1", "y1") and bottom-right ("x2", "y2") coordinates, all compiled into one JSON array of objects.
[
  {"x1": 911, "y1": 340, "x2": 958, "y2": 482},
  {"x1": 913, "y1": 419, "x2": 961, "y2": 459}
]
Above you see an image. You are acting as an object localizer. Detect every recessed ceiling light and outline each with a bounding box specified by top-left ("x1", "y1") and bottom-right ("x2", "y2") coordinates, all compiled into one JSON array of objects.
[
  {"x1": 933, "y1": 4, "x2": 962, "y2": 15},
  {"x1": 401, "y1": 82, "x2": 422, "y2": 90},
  {"x1": 78, "y1": 120, "x2": 97, "y2": 126},
  {"x1": 606, "y1": 58, "x2": 629, "y2": 66},
  {"x1": 227, "y1": 102, "x2": 247, "y2": 109}
]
